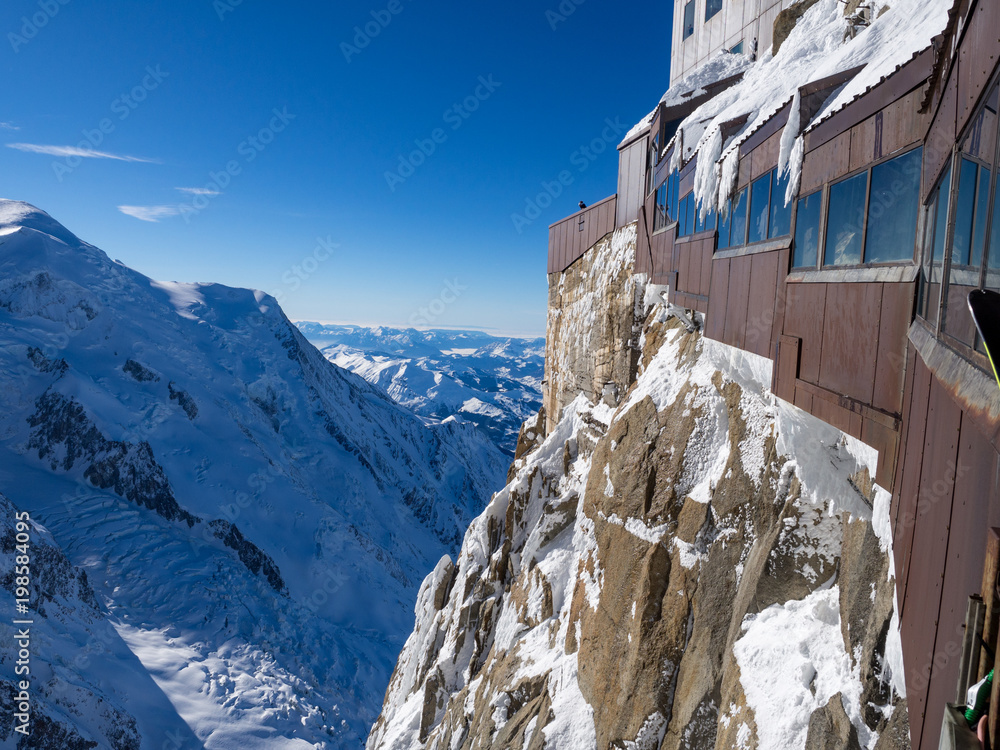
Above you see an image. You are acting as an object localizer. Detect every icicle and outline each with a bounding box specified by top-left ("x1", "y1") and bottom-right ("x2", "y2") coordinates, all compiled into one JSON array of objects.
[
  {"x1": 693, "y1": 126, "x2": 723, "y2": 222},
  {"x1": 777, "y1": 90, "x2": 801, "y2": 178},
  {"x1": 717, "y1": 149, "x2": 740, "y2": 215},
  {"x1": 785, "y1": 135, "x2": 804, "y2": 207}
]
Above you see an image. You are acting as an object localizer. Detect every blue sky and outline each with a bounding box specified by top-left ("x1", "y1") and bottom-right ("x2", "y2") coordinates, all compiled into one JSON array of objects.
[{"x1": 2, "y1": 0, "x2": 672, "y2": 336}]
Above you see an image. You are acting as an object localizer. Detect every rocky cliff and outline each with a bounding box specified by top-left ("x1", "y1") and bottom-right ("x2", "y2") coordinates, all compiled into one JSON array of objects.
[{"x1": 367, "y1": 224, "x2": 908, "y2": 749}]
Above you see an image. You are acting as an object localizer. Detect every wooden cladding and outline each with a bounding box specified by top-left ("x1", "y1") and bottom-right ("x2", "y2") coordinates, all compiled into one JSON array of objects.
[
  {"x1": 547, "y1": 194, "x2": 618, "y2": 274},
  {"x1": 891, "y1": 357, "x2": 1000, "y2": 750}
]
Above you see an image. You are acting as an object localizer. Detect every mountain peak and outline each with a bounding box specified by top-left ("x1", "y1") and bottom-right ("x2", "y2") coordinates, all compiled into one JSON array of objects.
[{"x1": 0, "y1": 198, "x2": 82, "y2": 246}]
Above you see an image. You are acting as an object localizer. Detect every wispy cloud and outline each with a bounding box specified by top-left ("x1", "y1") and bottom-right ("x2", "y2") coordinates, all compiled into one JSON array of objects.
[
  {"x1": 0, "y1": 122, "x2": 19, "y2": 131},
  {"x1": 118, "y1": 205, "x2": 179, "y2": 222},
  {"x1": 175, "y1": 187, "x2": 220, "y2": 196},
  {"x1": 7, "y1": 143, "x2": 158, "y2": 163}
]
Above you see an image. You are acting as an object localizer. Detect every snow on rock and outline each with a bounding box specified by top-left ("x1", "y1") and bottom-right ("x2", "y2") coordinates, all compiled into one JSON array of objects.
[{"x1": 368, "y1": 280, "x2": 905, "y2": 749}]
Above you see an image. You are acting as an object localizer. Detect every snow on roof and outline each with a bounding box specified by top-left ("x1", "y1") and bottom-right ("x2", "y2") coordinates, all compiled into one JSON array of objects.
[
  {"x1": 648, "y1": 0, "x2": 950, "y2": 216},
  {"x1": 619, "y1": 108, "x2": 656, "y2": 148}
]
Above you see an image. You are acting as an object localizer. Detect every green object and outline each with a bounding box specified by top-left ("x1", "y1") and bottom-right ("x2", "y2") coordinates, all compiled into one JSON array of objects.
[
  {"x1": 969, "y1": 289, "x2": 1000, "y2": 389},
  {"x1": 965, "y1": 668, "x2": 993, "y2": 726}
]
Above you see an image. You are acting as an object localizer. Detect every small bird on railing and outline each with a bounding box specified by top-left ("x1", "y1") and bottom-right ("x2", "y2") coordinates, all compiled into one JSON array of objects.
[{"x1": 579, "y1": 201, "x2": 587, "y2": 209}]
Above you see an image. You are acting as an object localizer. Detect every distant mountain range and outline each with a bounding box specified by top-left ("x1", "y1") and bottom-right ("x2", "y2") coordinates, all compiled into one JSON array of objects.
[{"x1": 296, "y1": 324, "x2": 545, "y2": 456}]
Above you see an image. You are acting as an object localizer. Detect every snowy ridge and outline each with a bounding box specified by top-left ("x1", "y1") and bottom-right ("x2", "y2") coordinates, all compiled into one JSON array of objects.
[{"x1": 0, "y1": 200, "x2": 508, "y2": 749}]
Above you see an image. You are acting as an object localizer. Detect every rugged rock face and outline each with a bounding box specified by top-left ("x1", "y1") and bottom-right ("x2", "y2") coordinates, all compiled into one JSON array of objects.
[
  {"x1": 543, "y1": 224, "x2": 643, "y2": 435},
  {"x1": 367, "y1": 226, "x2": 907, "y2": 749}
]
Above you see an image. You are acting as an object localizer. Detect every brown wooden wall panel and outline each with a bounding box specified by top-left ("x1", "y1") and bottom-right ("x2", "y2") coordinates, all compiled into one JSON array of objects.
[
  {"x1": 884, "y1": 89, "x2": 927, "y2": 156},
  {"x1": 849, "y1": 115, "x2": 876, "y2": 173},
  {"x1": 801, "y1": 131, "x2": 851, "y2": 195},
  {"x1": 896, "y1": 357, "x2": 933, "y2": 607},
  {"x1": 745, "y1": 252, "x2": 779, "y2": 359},
  {"x1": 750, "y1": 131, "x2": 780, "y2": 180},
  {"x1": 738, "y1": 153, "x2": 751, "y2": 190},
  {"x1": 873, "y1": 282, "x2": 916, "y2": 416},
  {"x1": 700, "y1": 242, "x2": 714, "y2": 297},
  {"x1": 546, "y1": 195, "x2": 618, "y2": 274},
  {"x1": 817, "y1": 282, "x2": 882, "y2": 406},
  {"x1": 706, "y1": 257, "x2": 730, "y2": 343},
  {"x1": 862, "y1": 416, "x2": 898, "y2": 490},
  {"x1": 678, "y1": 244, "x2": 692, "y2": 294},
  {"x1": 775, "y1": 335, "x2": 800, "y2": 403},
  {"x1": 923, "y1": 79, "x2": 958, "y2": 202},
  {"x1": 807, "y1": 387, "x2": 862, "y2": 437},
  {"x1": 892, "y1": 346, "x2": 920, "y2": 533},
  {"x1": 783, "y1": 283, "x2": 827, "y2": 384},
  {"x1": 924, "y1": 417, "x2": 1000, "y2": 747},
  {"x1": 650, "y1": 228, "x2": 674, "y2": 286},
  {"x1": 900, "y1": 379, "x2": 962, "y2": 750},
  {"x1": 724, "y1": 256, "x2": 753, "y2": 350},
  {"x1": 957, "y1": 0, "x2": 1000, "y2": 139}
]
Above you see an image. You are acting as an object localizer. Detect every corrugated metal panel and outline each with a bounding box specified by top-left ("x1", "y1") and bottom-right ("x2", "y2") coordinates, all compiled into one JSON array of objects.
[
  {"x1": 818, "y1": 282, "x2": 882, "y2": 405},
  {"x1": 896, "y1": 356, "x2": 932, "y2": 607},
  {"x1": 706, "y1": 257, "x2": 730, "y2": 342},
  {"x1": 874, "y1": 282, "x2": 916, "y2": 416},
  {"x1": 861, "y1": 416, "x2": 898, "y2": 489},
  {"x1": 546, "y1": 195, "x2": 618, "y2": 274},
  {"x1": 782, "y1": 282, "x2": 827, "y2": 384}
]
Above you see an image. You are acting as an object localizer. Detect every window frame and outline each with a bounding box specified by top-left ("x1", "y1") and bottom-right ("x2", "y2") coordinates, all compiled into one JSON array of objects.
[
  {"x1": 705, "y1": 0, "x2": 723, "y2": 22},
  {"x1": 926, "y1": 71, "x2": 1000, "y2": 356},
  {"x1": 682, "y1": 0, "x2": 696, "y2": 40}
]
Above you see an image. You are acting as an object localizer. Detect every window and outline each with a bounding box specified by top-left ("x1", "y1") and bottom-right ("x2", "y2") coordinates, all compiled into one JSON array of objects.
[
  {"x1": 864, "y1": 147, "x2": 922, "y2": 263},
  {"x1": 696, "y1": 199, "x2": 717, "y2": 233},
  {"x1": 793, "y1": 191, "x2": 822, "y2": 268},
  {"x1": 683, "y1": 0, "x2": 695, "y2": 39},
  {"x1": 730, "y1": 40, "x2": 744, "y2": 54},
  {"x1": 717, "y1": 199, "x2": 732, "y2": 250},
  {"x1": 919, "y1": 166, "x2": 950, "y2": 326},
  {"x1": 678, "y1": 192, "x2": 695, "y2": 237},
  {"x1": 706, "y1": 0, "x2": 723, "y2": 21},
  {"x1": 824, "y1": 171, "x2": 868, "y2": 266},
  {"x1": 668, "y1": 171, "x2": 679, "y2": 224},
  {"x1": 943, "y1": 158, "x2": 987, "y2": 345},
  {"x1": 653, "y1": 182, "x2": 669, "y2": 231},
  {"x1": 770, "y1": 169, "x2": 792, "y2": 239},
  {"x1": 730, "y1": 187, "x2": 748, "y2": 247},
  {"x1": 748, "y1": 172, "x2": 771, "y2": 244}
]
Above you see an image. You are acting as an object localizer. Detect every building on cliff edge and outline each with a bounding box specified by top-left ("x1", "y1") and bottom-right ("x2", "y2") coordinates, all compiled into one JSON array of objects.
[{"x1": 546, "y1": 0, "x2": 1000, "y2": 746}]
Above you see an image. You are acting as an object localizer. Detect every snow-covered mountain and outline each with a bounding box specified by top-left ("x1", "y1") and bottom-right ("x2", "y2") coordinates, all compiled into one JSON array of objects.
[
  {"x1": 296, "y1": 324, "x2": 544, "y2": 457},
  {"x1": 0, "y1": 200, "x2": 509, "y2": 749}
]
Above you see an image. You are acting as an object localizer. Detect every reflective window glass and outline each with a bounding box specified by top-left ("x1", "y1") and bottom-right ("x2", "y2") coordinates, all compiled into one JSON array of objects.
[
  {"x1": 824, "y1": 171, "x2": 867, "y2": 266},
  {"x1": 864, "y1": 147, "x2": 922, "y2": 263},
  {"x1": 793, "y1": 191, "x2": 821, "y2": 268}
]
